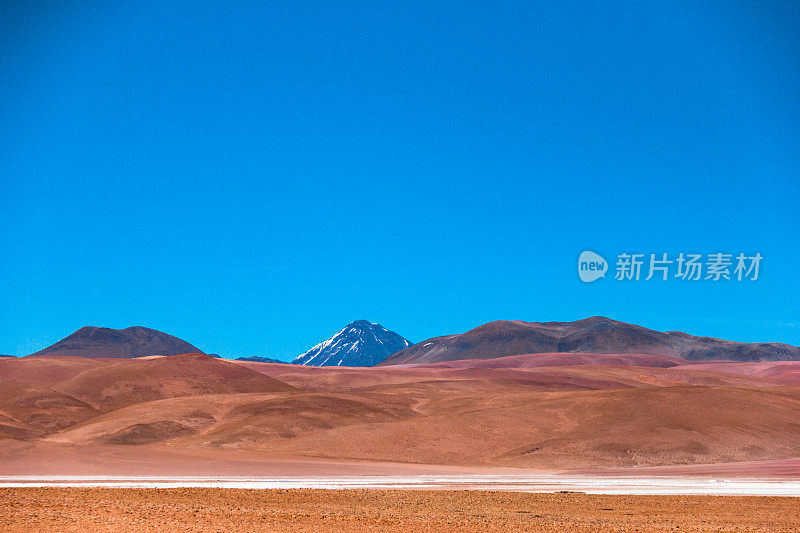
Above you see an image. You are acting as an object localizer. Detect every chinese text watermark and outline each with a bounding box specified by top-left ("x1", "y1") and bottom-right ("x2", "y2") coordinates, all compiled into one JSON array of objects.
[{"x1": 579, "y1": 251, "x2": 762, "y2": 283}]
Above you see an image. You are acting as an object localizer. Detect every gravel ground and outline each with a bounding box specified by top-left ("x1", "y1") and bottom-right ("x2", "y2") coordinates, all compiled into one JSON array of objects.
[{"x1": 2, "y1": 487, "x2": 800, "y2": 532}]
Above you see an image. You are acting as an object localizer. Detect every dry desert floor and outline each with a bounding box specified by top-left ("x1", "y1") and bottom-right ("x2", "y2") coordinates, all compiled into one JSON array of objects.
[{"x1": 2, "y1": 487, "x2": 800, "y2": 532}]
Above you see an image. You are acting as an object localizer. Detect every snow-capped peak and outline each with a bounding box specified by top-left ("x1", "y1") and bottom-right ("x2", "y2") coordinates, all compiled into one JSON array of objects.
[{"x1": 292, "y1": 320, "x2": 412, "y2": 367}]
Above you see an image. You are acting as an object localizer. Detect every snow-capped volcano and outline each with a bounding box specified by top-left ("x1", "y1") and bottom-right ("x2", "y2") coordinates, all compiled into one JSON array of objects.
[{"x1": 292, "y1": 320, "x2": 412, "y2": 367}]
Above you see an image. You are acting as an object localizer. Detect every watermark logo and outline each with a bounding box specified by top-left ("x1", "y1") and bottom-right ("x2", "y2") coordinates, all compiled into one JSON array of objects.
[
  {"x1": 578, "y1": 250, "x2": 608, "y2": 283},
  {"x1": 578, "y1": 251, "x2": 762, "y2": 283}
]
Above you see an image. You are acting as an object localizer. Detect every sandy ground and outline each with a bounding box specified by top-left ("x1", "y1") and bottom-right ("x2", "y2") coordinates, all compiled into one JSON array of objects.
[{"x1": 2, "y1": 487, "x2": 800, "y2": 532}]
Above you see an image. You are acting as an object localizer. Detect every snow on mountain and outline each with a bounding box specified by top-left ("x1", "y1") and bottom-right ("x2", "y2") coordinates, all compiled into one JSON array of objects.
[{"x1": 292, "y1": 320, "x2": 412, "y2": 367}]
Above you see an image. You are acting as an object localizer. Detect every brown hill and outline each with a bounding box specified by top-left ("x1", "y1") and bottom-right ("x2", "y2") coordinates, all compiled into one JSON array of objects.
[
  {"x1": 259, "y1": 385, "x2": 800, "y2": 468},
  {"x1": 0, "y1": 356, "x2": 107, "y2": 388},
  {"x1": 0, "y1": 385, "x2": 100, "y2": 440},
  {"x1": 239, "y1": 354, "x2": 770, "y2": 392},
  {"x1": 46, "y1": 390, "x2": 417, "y2": 447},
  {"x1": 426, "y1": 351, "x2": 693, "y2": 369},
  {"x1": 6, "y1": 349, "x2": 800, "y2": 474},
  {"x1": 37, "y1": 362, "x2": 800, "y2": 469},
  {"x1": 380, "y1": 316, "x2": 800, "y2": 364},
  {"x1": 0, "y1": 354, "x2": 295, "y2": 438},
  {"x1": 29, "y1": 326, "x2": 204, "y2": 358},
  {"x1": 58, "y1": 353, "x2": 296, "y2": 411}
]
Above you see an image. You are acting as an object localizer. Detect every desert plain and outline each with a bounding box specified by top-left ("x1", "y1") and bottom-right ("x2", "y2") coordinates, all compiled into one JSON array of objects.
[
  {"x1": 3, "y1": 351, "x2": 800, "y2": 530},
  {"x1": 4, "y1": 487, "x2": 800, "y2": 532}
]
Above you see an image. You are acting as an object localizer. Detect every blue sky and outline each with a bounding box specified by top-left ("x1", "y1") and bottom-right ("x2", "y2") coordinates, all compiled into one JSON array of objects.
[{"x1": 1, "y1": 1, "x2": 798, "y2": 360}]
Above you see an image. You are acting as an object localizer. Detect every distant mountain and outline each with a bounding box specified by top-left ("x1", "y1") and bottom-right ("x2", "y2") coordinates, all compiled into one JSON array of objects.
[
  {"x1": 380, "y1": 316, "x2": 800, "y2": 365},
  {"x1": 28, "y1": 326, "x2": 204, "y2": 359},
  {"x1": 236, "y1": 356, "x2": 286, "y2": 364},
  {"x1": 293, "y1": 320, "x2": 412, "y2": 367},
  {"x1": 0, "y1": 354, "x2": 15, "y2": 358}
]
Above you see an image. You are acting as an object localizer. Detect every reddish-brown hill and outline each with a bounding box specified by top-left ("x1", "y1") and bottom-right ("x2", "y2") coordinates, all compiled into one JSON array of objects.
[
  {"x1": 58, "y1": 353, "x2": 295, "y2": 411},
  {"x1": 0, "y1": 354, "x2": 295, "y2": 439},
  {"x1": 5, "y1": 349, "x2": 800, "y2": 473},
  {"x1": 29, "y1": 326, "x2": 204, "y2": 358},
  {"x1": 380, "y1": 317, "x2": 800, "y2": 364}
]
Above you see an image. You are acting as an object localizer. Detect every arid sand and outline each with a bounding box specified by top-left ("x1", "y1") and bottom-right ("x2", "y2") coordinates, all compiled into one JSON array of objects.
[{"x1": 2, "y1": 488, "x2": 800, "y2": 532}]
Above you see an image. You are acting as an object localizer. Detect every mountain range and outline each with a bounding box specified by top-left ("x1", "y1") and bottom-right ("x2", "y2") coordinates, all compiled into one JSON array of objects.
[
  {"x1": 380, "y1": 316, "x2": 800, "y2": 364},
  {"x1": 7, "y1": 320, "x2": 800, "y2": 475},
  {"x1": 292, "y1": 320, "x2": 412, "y2": 366},
  {"x1": 23, "y1": 317, "x2": 800, "y2": 364}
]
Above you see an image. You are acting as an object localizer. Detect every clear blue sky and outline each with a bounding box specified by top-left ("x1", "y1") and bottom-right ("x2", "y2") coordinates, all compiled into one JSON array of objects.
[{"x1": 1, "y1": 1, "x2": 798, "y2": 360}]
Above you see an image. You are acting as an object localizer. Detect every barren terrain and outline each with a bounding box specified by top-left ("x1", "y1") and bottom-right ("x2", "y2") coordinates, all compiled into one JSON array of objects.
[
  {"x1": 3, "y1": 352, "x2": 800, "y2": 476},
  {"x1": 2, "y1": 488, "x2": 800, "y2": 532}
]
